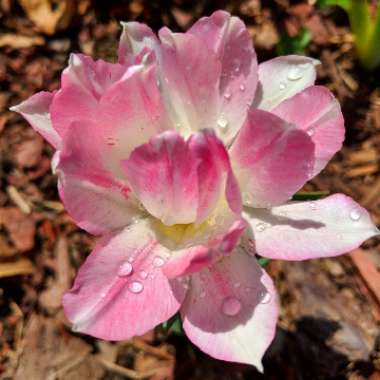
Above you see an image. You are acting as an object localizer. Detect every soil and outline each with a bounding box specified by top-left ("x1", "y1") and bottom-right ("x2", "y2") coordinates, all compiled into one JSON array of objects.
[{"x1": 0, "y1": 1, "x2": 379, "y2": 379}]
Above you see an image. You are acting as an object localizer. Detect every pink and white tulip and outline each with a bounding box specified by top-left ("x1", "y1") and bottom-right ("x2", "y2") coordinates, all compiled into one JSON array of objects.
[{"x1": 11, "y1": 10, "x2": 378, "y2": 372}]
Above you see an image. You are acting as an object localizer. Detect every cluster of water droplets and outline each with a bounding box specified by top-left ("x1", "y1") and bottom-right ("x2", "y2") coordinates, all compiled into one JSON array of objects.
[
  {"x1": 114, "y1": 254, "x2": 168, "y2": 295},
  {"x1": 278, "y1": 61, "x2": 312, "y2": 93}
]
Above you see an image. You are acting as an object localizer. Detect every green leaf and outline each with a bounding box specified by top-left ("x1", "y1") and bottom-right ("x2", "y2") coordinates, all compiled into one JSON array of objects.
[
  {"x1": 276, "y1": 28, "x2": 312, "y2": 55},
  {"x1": 317, "y1": 0, "x2": 351, "y2": 12},
  {"x1": 292, "y1": 190, "x2": 329, "y2": 201},
  {"x1": 161, "y1": 313, "x2": 183, "y2": 335},
  {"x1": 258, "y1": 257, "x2": 271, "y2": 267}
]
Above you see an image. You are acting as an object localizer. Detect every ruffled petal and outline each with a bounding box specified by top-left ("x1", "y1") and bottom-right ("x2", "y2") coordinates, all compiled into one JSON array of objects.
[
  {"x1": 10, "y1": 91, "x2": 61, "y2": 149},
  {"x1": 123, "y1": 130, "x2": 236, "y2": 226},
  {"x1": 189, "y1": 10, "x2": 258, "y2": 142},
  {"x1": 118, "y1": 21, "x2": 158, "y2": 64},
  {"x1": 253, "y1": 55, "x2": 319, "y2": 111},
  {"x1": 229, "y1": 109, "x2": 315, "y2": 208},
  {"x1": 272, "y1": 86, "x2": 345, "y2": 176},
  {"x1": 245, "y1": 194, "x2": 379, "y2": 260},
  {"x1": 62, "y1": 219, "x2": 187, "y2": 340},
  {"x1": 181, "y1": 248, "x2": 278, "y2": 371}
]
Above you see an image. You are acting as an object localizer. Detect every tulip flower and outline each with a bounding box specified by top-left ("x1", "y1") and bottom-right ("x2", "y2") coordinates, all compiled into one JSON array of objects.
[{"x1": 11, "y1": 10, "x2": 378, "y2": 371}]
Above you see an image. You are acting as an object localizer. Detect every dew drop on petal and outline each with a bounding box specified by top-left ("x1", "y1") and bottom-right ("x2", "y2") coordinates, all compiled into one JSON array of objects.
[
  {"x1": 217, "y1": 116, "x2": 228, "y2": 130},
  {"x1": 239, "y1": 84, "x2": 245, "y2": 92},
  {"x1": 309, "y1": 202, "x2": 317, "y2": 210},
  {"x1": 258, "y1": 291, "x2": 272, "y2": 304},
  {"x1": 234, "y1": 282, "x2": 241, "y2": 288},
  {"x1": 199, "y1": 291, "x2": 206, "y2": 298},
  {"x1": 350, "y1": 208, "x2": 361, "y2": 221},
  {"x1": 307, "y1": 128, "x2": 315, "y2": 136},
  {"x1": 222, "y1": 296, "x2": 242, "y2": 316},
  {"x1": 127, "y1": 257, "x2": 134, "y2": 263},
  {"x1": 117, "y1": 262, "x2": 133, "y2": 277},
  {"x1": 256, "y1": 222, "x2": 267, "y2": 232},
  {"x1": 279, "y1": 81, "x2": 286, "y2": 90},
  {"x1": 100, "y1": 291, "x2": 106, "y2": 298},
  {"x1": 297, "y1": 62, "x2": 311, "y2": 69},
  {"x1": 128, "y1": 281, "x2": 144, "y2": 294},
  {"x1": 224, "y1": 92, "x2": 232, "y2": 100},
  {"x1": 153, "y1": 256, "x2": 165, "y2": 268},
  {"x1": 287, "y1": 66, "x2": 304, "y2": 81}
]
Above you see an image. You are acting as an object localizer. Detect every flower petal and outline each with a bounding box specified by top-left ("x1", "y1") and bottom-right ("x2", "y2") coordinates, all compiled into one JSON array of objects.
[
  {"x1": 56, "y1": 120, "x2": 142, "y2": 235},
  {"x1": 118, "y1": 21, "x2": 158, "y2": 64},
  {"x1": 181, "y1": 248, "x2": 278, "y2": 371},
  {"x1": 272, "y1": 86, "x2": 345, "y2": 176},
  {"x1": 50, "y1": 54, "x2": 128, "y2": 137},
  {"x1": 229, "y1": 109, "x2": 315, "y2": 208},
  {"x1": 10, "y1": 91, "x2": 61, "y2": 149},
  {"x1": 62, "y1": 219, "x2": 186, "y2": 340},
  {"x1": 123, "y1": 130, "x2": 236, "y2": 226},
  {"x1": 245, "y1": 194, "x2": 379, "y2": 260},
  {"x1": 158, "y1": 28, "x2": 221, "y2": 137},
  {"x1": 188, "y1": 10, "x2": 258, "y2": 142},
  {"x1": 253, "y1": 55, "x2": 319, "y2": 111}
]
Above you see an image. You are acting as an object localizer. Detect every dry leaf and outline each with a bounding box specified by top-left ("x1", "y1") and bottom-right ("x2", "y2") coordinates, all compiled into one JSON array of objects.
[
  {"x1": 18, "y1": 0, "x2": 91, "y2": 35},
  {"x1": 0, "y1": 257, "x2": 34, "y2": 278},
  {"x1": 0, "y1": 33, "x2": 45, "y2": 48}
]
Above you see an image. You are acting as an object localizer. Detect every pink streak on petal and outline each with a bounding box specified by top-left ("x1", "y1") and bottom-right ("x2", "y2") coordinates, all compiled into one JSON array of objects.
[
  {"x1": 189, "y1": 10, "x2": 258, "y2": 142},
  {"x1": 272, "y1": 85, "x2": 345, "y2": 176},
  {"x1": 230, "y1": 109, "x2": 315, "y2": 208}
]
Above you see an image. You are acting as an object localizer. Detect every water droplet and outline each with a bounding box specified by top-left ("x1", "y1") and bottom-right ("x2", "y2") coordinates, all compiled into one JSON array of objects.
[
  {"x1": 153, "y1": 256, "x2": 165, "y2": 268},
  {"x1": 307, "y1": 128, "x2": 315, "y2": 136},
  {"x1": 259, "y1": 291, "x2": 272, "y2": 304},
  {"x1": 222, "y1": 297, "x2": 242, "y2": 316},
  {"x1": 256, "y1": 223, "x2": 267, "y2": 232},
  {"x1": 234, "y1": 66, "x2": 240, "y2": 73},
  {"x1": 200, "y1": 291, "x2": 206, "y2": 298},
  {"x1": 224, "y1": 92, "x2": 232, "y2": 100},
  {"x1": 100, "y1": 291, "x2": 106, "y2": 298},
  {"x1": 117, "y1": 262, "x2": 133, "y2": 277},
  {"x1": 234, "y1": 282, "x2": 241, "y2": 288},
  {"x1": 297, "y1": 62, "x2": 311, "y2": 69},
  {"x1": 350, "y1": 209, "x2": 361, "y2": 221},
  {"x1": 127, "y1": 257, "x2": 134, "y2": 263},
  {"x1": 279, "y1": 82, "x2": 286, "y2": 90},
  {"x1": 139, "y1": 270, "x2": 148, "y2": 279},
  {"x1": 287, "y1": 66, "x2": 304, "y2": 81},
  {"x1": 309, "y1": 202, "x2": 317, "y2": 210},
  {"x1": 217, "y1": 116, "x2": 228, "y2": 130},
  {"x1": 128, "y1": 281, "x2": 144, "y2": 294},
  {"x1": 239, "y1": 84, "x2": 245, "y2": 92}
]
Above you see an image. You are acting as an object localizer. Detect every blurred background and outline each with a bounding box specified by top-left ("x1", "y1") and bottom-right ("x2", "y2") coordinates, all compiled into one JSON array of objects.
[{"x1": 0, "y1": 0, "x2": 380, "y2": 379}]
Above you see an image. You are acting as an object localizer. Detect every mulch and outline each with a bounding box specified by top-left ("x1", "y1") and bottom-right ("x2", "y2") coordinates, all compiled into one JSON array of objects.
[{"x1": 0, "y1": 1, "x2": 379, "y2": 379}]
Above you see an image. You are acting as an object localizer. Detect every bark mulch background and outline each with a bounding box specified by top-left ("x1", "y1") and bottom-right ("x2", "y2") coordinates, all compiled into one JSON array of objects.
[{"x1": 0, "y1": 1, "x2": 380, "y2": 379}]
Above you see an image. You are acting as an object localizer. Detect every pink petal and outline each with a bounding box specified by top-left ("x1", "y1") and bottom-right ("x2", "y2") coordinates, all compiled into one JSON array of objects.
[
  {"x1": 10, "y1": 91, "x2": 61, "y2": 149},
  {"x1": 229, "y1": 109, "x2": 315, "y2": 208},
  {"x1": 62, "y1": 219, "x2": 186, "y2": 340},
  {"x1": 272, "y1": 86, "x2": 345, "y2": 176},
  {"x1": 181, "y1": 248, "x2": 278, "y2": 371},
  {"x1": 50, "y1": 54, "x2": 129, "y2": 138},
  {"x1": 253, "y1": 55, "x2": 319, "y2": 111},
  {"x1": 56, "y1": 120, "x2": 142, "y2": 235},
  {"x1": 118, "y1": 21, "x2": 158, "y2": 64},
  {"x1": 246, "y1": 194, "x2": 379, "y2": 260},
  {"x1": 162, "y1": 217, "x2": 247, "y2": 279},
  {"x1": 123, "y1": 130, "x2": 236, "y2": 226},
  {"x1": 189, "y1": 10, "x2": 258, "y2": 142},
  {"x1": 158, "y1": 28, "x2": 221, "y2": 136}
]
